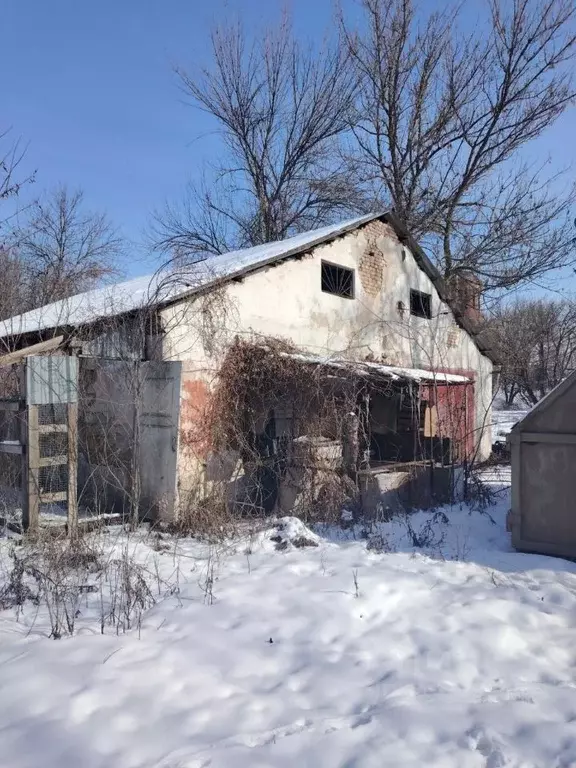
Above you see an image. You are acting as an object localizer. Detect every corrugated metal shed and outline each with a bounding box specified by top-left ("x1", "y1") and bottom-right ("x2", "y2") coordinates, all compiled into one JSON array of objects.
[{"x1": 508, "y1": 370, "x2": 576, "y2": 558}]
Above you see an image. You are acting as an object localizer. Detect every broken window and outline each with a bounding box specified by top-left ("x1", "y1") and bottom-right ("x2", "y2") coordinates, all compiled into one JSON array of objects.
[
  {"x1": 410, "y1": 289, "x2": 432, "y2": 319},
  {"x1": 321, "y1": 261, "x2": 354, "y2": 299}
]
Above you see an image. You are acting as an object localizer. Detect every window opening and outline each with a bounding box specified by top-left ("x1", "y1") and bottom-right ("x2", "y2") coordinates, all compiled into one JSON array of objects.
[{"x1": 321, "y1": 261, "x2": 354, "y2": 299}]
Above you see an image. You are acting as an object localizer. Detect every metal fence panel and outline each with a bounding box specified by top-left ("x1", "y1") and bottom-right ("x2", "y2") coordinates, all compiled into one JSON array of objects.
[{"x1": 26, "y1": 356, "x2": 78, "y2": 405}]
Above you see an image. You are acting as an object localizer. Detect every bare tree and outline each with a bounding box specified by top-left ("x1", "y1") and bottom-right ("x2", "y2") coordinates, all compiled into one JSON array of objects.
[
  {"x1": 342, "y1": 0, "x2": 576, "y2": 291},
  {"x1": 152, "y1": 17, "x2": 361, "y2": 261},
  {"x1": 488, "y1": 297, "x2": 576, "y2": 405},
  {"x1": 14, "y1": 185, "x2": 123, "y2": 307},
  {"x1": 0, "y1": 129, "x2": 35, "y2": 321},
  {"x1": 0, "y1": 129, "x2": 34, "y2": 220},
  {"x1": 0, "y1": 247, "x2": 27, "y2": 321}
]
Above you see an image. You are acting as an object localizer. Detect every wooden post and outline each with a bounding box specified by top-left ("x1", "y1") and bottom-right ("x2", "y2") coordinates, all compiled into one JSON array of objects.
[
  {"x1": 67, "y1": 402, "x2": 78, "y2": 536},
  {"x1": 19, "y1": 402, "x2": 29, "y2": 531},
  {"x1": 25, "y1": 404, "x2": 40, "y2": 534}
]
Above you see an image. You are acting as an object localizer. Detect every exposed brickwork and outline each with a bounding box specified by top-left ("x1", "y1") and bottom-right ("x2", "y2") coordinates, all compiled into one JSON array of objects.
[
  {"x1": 445, "y1": 272, "x2": 484, "y2": 326},
  {"x1": 362, "y1": 220, "x2": 398, "y2": 241},
  {"x1": 359, "y1": 246, "x2": 385, "y2": 297},
  {"x1": 446, "y1": 327, "x2": 460, "y2": 348},
  {"x1": 357, "y1": 220, "x2": 397, "y2": 297}
]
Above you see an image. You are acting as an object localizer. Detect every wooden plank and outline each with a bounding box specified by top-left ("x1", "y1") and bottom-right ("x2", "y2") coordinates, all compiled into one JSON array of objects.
[
  {"x1": 25, "y1": 405, "x2": 40, "y2": 533},
  {"x1": 38, "y1": 423, "x2": 68, "y2": 434},
  {"x1": 67, "y1": 402, "x2": 78, "y2": 535},
  {"x1": 521, "y1": 432, "x2": 576, "y2": 444},
  {"x1": 20, "y1": 407, "x2": 28, "y2": 531},
  {"x1": 0, "y1": 336, "x2": 64, "y2": 368},
  {"x1": 38, "y1": 455, "x2": 68, "y2": 467},
  {"x1": 39, "y1": 491, "x2": 68, "y2": 503},
  {"x1": 0, "y1": 441, "x2": 23, "y2": 455},
  {"x1": 0, "y1": 400, "x2": 21, "y2": 411}
]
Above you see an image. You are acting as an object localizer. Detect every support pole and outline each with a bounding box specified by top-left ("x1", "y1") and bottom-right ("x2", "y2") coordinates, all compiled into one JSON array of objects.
[
  {"x1": 24, "y1": 405, "x2": 40, "y2": 534},
  {"x1": 67, "y1": 402, "x2": 79, "y2": 536}
]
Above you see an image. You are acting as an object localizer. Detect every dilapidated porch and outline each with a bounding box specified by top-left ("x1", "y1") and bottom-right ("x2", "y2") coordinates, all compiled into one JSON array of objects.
[{"x1": 202, "y1": 342, "x2": 475, "y2": 520}]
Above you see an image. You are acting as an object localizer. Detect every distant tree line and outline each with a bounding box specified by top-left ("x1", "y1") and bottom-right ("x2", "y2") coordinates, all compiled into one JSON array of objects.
[
  {"x1": 487, "y1": 298, "x2": 576, "y2": 406},
  {"x1": 0, "y1": 129, "x2": 122, "y2": 322}
]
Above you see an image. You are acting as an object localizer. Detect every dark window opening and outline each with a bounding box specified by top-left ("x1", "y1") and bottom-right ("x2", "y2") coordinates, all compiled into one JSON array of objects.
[
  {"x1": 321, "y1": 261, "x2": 354, "y2": 299},
  {"x1": 410, "y1": 289, "x2": 432, "y2": 319}
]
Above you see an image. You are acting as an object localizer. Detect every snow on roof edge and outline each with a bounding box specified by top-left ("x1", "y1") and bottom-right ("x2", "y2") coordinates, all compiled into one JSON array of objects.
[
  {"x1": 509, "y1": 369, "x2": 576, "y2": 434},
  {"x1": 283, "y1": 351, "x2": 470, "y2": 383},
  {"x1": 0, "y1": 213, "x2": 379, "y2": 340}
]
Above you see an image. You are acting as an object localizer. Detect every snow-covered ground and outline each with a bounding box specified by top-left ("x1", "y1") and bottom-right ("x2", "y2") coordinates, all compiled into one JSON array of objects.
[
  {"x1": 492, "y1": 408, "x2": 529, "y2": 444},
  {"x1": 2, "y1": 471, "x2": 576, "y2": 767}
]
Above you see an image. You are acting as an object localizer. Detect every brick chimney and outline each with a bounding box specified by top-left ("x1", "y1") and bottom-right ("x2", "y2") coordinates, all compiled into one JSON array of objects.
[{"x1": 446, "y1": 271, "x2": 483, "y2": 326}]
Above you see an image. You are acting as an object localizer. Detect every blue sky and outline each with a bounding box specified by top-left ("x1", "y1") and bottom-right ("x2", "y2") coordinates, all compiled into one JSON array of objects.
[
  {"x1": 2, "y1": 0, "x2": 575, "y2": 288},
  {"x1": 1, "y1": 0, "x2": 343, "y2": 274}
]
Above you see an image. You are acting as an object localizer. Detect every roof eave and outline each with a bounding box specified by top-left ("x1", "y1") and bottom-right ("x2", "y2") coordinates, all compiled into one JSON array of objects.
[
  {"x1": 0, "y1": 211, "x2": 500, "y2": 367},
  {"x1": 154, "y1": 212, "x2": 383, "y2": 312}
]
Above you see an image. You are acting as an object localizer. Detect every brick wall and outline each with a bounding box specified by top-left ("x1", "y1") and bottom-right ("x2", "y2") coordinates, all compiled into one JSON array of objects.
[{"x1": 358, "y1": 220, "x2": 398, "y2": 298}]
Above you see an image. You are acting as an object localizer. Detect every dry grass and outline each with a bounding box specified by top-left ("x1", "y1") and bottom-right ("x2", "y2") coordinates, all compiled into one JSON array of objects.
[{"x1": 0, "y1": 526, "x2": 177, "y2": 639}]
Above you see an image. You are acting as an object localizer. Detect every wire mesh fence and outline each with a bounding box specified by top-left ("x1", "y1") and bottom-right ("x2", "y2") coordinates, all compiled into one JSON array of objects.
[
  {"x1": 37, "y1": 403, "x2": 70, "y2": 523},
  {"x1": 0, "y1": 358, "x2": 78, "y2": 532}
]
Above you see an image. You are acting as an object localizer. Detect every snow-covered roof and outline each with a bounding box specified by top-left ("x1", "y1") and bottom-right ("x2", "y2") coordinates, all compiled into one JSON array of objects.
[
  {"x1": 284, "y1": 352, "x2": 470, "y2": 384},
  {"x1": 0, "y1": 214, "x2": 377, "y2": 340},
  {"x1": 0, "y1": 210, "x2": 498, "y2": 365},
  {"x1": 508, "y1": 370, "x2": 573, "y2": 437},
  {"x1": 359, "y1": 361, "x2": 470, "y2": 384}
]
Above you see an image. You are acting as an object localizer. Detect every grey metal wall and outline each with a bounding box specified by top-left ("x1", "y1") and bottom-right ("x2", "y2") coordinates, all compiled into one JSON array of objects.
[
  {"x1": 26, "y1": 356, "x2": 78, "y2": 405},
  {"x1": 510, "y1": 374, "x2": 576, "y2": 558},
  {"x1": 78, "y1": 358, "x2": 181, "y2": 521},
  {"x1": 510, "y1": 438, "x2": 576, "y2": 557}
]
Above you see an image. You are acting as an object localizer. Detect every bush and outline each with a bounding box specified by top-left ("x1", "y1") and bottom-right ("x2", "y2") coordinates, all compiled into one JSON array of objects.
[{"x1": 0, "y1": 529, "x2": 162, "y2": 639}]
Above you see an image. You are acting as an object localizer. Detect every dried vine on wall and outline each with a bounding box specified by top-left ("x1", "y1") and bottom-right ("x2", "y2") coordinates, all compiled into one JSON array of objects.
[{"x1": 200, "y1": 337, "x2": 360, "y2": 522}]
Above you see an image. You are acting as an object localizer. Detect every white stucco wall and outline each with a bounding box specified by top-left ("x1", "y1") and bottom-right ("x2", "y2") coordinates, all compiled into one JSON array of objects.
[{"x1": 161, "y1": 220, "x2": 493, "y2": 460}]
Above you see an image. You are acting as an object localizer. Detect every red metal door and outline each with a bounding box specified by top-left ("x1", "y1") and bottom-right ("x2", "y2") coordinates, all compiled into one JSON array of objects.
[{"x1": 421, "y1": 381, "x2": 475, "y2": 461}]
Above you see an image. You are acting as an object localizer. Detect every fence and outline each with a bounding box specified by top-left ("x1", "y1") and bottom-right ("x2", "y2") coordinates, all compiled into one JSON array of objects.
[{"x1": 0, "y1": 356, "x2": 78, "y2": 533}]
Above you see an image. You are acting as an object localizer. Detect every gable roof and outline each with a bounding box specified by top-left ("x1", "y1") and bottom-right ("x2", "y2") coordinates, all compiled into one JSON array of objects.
[
  {"x1": 0, "y1": 211, "x2": 498, "y2": 363},
  {"x1": 0, "y1": 214, "x2": 375, "y2": 340},
  {"x1": 508, "y1": 370, "x2": 576, "y2": 438}
]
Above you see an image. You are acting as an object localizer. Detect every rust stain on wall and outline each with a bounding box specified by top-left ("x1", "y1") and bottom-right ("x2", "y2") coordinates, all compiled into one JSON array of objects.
[{"x1": 180, "y1": 377, "x2": 212, "y2": 459}]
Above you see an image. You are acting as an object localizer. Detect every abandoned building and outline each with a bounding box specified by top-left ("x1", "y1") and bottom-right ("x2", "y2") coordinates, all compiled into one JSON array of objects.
[
  {"x1": 508, "y1": 371, "x2": 576, "y2": 559},
  {"x1": 0, "y1": 212, "x2": 498, "y2": 528}
]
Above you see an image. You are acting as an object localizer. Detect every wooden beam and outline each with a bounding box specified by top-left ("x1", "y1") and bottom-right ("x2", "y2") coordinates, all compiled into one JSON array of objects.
[
  {"x1": 39, "y1": 491, "x2": 68, "y2": 504},
  {"x1": 521, "y1": 432, "x2": 576, "y2": 444},
  {"x1": 38, "y1": 423, "x2": 68, "y2": 434},
  {"x1": 38, "y1": 455, "x2": 68, "y2": 467},
  {"x1": 0, "y1": 441, "x2": 23, "y2": 455},
  {"x1": 67, "y1": 402, "x2": 78, "y2": 535},
  {"x1": 0, "y1": 336, "x2": 64, "y2": 368},
  {"x1": 24, "y1": 404, "x2": 40, "y2": 533}
]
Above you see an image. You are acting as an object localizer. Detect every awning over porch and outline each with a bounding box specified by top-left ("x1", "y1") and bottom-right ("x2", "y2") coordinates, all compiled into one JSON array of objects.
[
  {"x1": 276, "y1": 348, "x2": 475, "y2": 465},
  {"x1": 281, "y1": 351, "x2": 471, "y2": 385}
]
